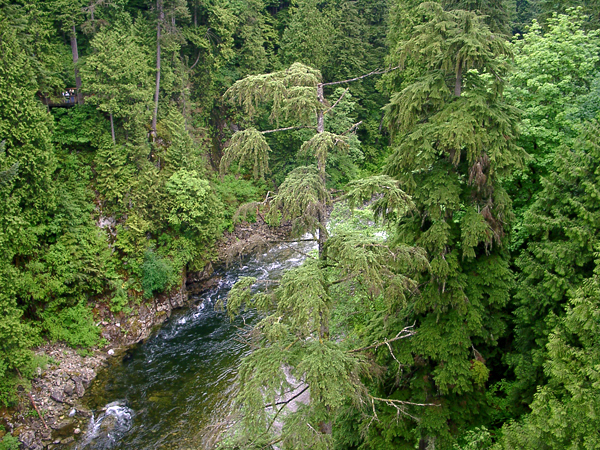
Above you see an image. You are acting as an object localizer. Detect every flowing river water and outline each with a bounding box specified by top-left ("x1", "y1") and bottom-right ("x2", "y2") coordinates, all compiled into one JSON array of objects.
[{"x1": 73, "y1": 239, "x2": 316, "y2": 450}]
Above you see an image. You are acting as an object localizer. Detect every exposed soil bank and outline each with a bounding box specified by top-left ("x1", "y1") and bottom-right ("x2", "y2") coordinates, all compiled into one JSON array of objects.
[{"x1": 2, "y1": 219, "x2": 291, "y2": 449}]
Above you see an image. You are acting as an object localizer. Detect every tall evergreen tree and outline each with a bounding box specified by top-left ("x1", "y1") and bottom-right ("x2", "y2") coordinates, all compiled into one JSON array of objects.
[
  {"x1": 222, "y1": 62, "x2": 356, "y2": 257},
  {"x1": 496, "y1": 124, "x2": 600, "y2": 450},
  {"x1": 219, "y1": 61, "x2": 434, "y2": 448},
  {"x1": 48, "y1": 0, "x2": 87, "y2": 103},
  {"x1": 0, "y1": 18, "x2": 57, "y2": 405},
  {"x1": 376, "y1": 3, "x2": 524, "y2": 447},
  {"x1": 81, "y1": 19, "x2": 154, "y2": 142},
  {"x1": 508, "y1": 119, "x2": 600, "y2": 409}
]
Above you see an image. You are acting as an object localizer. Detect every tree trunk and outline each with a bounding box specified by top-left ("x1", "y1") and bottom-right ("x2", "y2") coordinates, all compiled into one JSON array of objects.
[
  {"x1": 152, "y1": 0, "x2": 163, "y2": 137},
  {"x1": 109, "y1": 112, "x2": 115, "y2": 144},
  {"x1": 70, "y1": 25, "x2": 83, "y2": 104},
  {"x1": 316, "y1": 83, "x2": 328, "y2": 260},
  {"x1": 454, "y1": 62, "x2": 462, "y2": 97},
  {"x1": 316, "y1": 84, "x2": 331, "y2": 430},
  {"x1": 316, "y1": 83, "x2": 325, "y2": 134}
]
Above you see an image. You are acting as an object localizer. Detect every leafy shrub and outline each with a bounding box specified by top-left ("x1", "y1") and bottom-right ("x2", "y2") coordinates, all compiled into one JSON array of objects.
[
  {"x1": 213, "y1": 174, "x2": 266, "y2": 230},
  {"x1": 166, "y1": 169, "x2": 224, "y2": 240},
  {"x1": 141, "y1": 249, "x2": 175, "y2": 299},
  {"x1": 41, "y1": 303, "x2": 100, "y2": 348},
  {"x1": 0, "y1": 434, "x2": 19, "y2": 450},
  {"x1": 109, "y1": 279, "x2": 129, "y2": 313}
]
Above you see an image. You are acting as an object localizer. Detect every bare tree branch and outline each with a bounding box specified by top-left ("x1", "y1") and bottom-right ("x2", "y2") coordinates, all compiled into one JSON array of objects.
[
  {"x1": 370, "y1": 395, "x2": 438, "y2": 408},
  {"x1": 349, "y1": 323, "x2": 416, "y2": 353},
  {"x1": 265, "y1": 384, "x2": 310, "y2": 408},
  {"x1": 321, "y1": 65, "x2": 402, "y2": 87},
  {"x1": 262, "y1": 125, "x2": 315, "y2": 134},
  {"x1": 324, "y1": 87, "x2": 349, "y2": 115},
  {"x1": 369, "y1": 395, "x2": 438, "y2": 423},
  {"x1": 343, "y1": 121, "x2": 363, "y2": 135}
]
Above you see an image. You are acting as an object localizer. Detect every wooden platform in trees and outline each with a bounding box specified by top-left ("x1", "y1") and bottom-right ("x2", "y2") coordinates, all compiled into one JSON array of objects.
[{"x1": 37, "y1": 89, "x2": 80, "y2": 108}]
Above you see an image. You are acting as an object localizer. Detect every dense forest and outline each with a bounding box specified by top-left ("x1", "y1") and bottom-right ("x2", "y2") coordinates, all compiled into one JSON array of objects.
[{"x1": 0, "y1": 0, "x2": 599, "y2": 448}]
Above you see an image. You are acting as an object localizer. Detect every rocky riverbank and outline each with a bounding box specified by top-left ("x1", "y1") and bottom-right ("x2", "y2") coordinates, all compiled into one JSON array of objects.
[{"x1": 1, "y1": 219, "x2": 292, "y2": 450}]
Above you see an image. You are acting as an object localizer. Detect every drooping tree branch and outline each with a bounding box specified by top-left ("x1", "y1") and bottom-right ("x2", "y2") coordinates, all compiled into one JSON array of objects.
[{"x1": 189, "y1": 51, "x2": 201, "y2": 70}]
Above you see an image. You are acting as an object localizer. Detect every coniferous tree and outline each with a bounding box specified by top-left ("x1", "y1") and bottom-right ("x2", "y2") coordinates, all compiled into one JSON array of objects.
[
  {"x1": 508, "y1": 120, "x2": 600, "y2": 409},
  {"x1": 0, "y1": 19, "x2": 57, "y2": 404},
  {"x1": 48, "y1": 0, "x2": 87, "y2": 103},
  {"x1": 222, "y1": 62, "x2": 351, "y2": 257},
  {"x1": 219, "y1": 61, "x2": 433, "y2": 448},
  {"x1": 495, "y1": 121, "x2": 600, "y2": 450},
  {"x1": 376, "y1": 3, "x2": 524, "y2": 446},
  {"x1": 81, "y1": 19, "x2": 154, "y2": 142}
]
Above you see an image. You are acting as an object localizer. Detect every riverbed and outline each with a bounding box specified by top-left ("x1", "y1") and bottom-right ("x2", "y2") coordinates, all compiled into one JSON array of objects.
[{"x1": 74, "y1": 239, "x2": 316, "y2": 449}]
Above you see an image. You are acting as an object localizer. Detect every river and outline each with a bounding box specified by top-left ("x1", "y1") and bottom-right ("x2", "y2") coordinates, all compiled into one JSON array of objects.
[{"x1": 74, "y1": 239, "x2": 316, "y2": 450}]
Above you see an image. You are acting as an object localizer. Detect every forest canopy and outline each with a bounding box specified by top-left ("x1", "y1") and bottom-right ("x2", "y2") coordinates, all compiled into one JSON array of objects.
[{"x1": 0, "y1": 0, "x2": 599, "y2": 449}]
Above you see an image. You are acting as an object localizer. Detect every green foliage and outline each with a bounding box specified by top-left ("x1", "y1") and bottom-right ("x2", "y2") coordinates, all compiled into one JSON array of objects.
[
  {"x1": 4, "y1": 0, "x2": 600, "y2": 447},
  {"x1": 224, "y1": 62, "x2": 322, "y2": 124},
  {"x1": 453, "y1": 427, "x2": 493, "y2": 450},
  {"x1": 166, "y1": 170, "x2": 222, "y2": 234},
  {"x1": 40, "y1": 303, "x2": 100, "y2": 348},
  {"x1": 141, "y1": 249, "x2": 176, "y2": 299},
  {"x1": 508, "y1": 121, "x2": 600, "y2": 410},
  {"x1": 266, "y1": 165, "x2": 329, "y2": 238},
  {"x1": 344, "y1": 175, "x2": 414, "y2": 223},
  {"x1": 213, "y1": 174, "x2": 266, "y2": 230},
  {"x1": 0, "y1": 18, "x2": 57, "y2": 403},
  {"x1": 223, "y1": 191, "x2": 429, "y2": 447},
  {"x1": 279, "y1": 0, "x2": 337, "y2": 72},
  {"x1": 505, "y1": 10, "x2": 600, "y2": 228},
  {"x1": 299, "y1": 131, "x2": 348, "y2": 179},
  {"x1": 368, "y1": 3, "x2": 524, "y2": 446},
  {"x1": 0, "y1": 434, "x2": 19, "y2": 450},
  {"x1": 220, "y1": 128, "x2": 271, "y2": 179},
  {"x1": 498, "y1": 272, "x2": 600, "y2": 449},
  {"x1": 81, "y1": 18, "x2": 154, "y2": 127}
]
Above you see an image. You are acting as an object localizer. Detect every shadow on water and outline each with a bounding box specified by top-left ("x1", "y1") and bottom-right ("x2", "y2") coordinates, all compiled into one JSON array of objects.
[{"x1": 73, "y1": 239, "x2": 316, "y2": 450}]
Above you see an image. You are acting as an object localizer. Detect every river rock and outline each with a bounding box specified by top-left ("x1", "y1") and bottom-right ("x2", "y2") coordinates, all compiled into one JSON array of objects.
[
  {"x1": 19, "y1": 429, "x2": 42, "y2": 450},
  {"x1": 61, "y1": 436, "x2": 75, "y2": 445},
  {"x1": 50, "y1": 389, "x2": 64, "y2": 403},
  {"x1": 63, "y1": 381, "x2": 74, "y2": 396},
  {"x1": 72, "y1": 376, "x2": 85, "y2": 397},
  {"x1": 76, "y1": 408, "x2": 93, "y2": 418},
  {"x1": 41, "y1": 430, "x2": 52, "y2": 440}
]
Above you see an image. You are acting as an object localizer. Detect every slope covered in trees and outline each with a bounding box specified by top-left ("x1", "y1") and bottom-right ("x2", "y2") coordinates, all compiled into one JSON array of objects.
[{"x1": 0, "y1": 0, "x2": 599, "y2": 449}]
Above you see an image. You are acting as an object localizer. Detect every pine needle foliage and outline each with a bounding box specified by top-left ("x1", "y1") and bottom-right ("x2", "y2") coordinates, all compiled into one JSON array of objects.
[
  {"x1": 224, "y1": 62, "x2": 322, "y2": 125},
  {"x1": 220, "y1": 128, "x2": 271, "y2": 179},
  {"x1": 0, "y1": 141, "x2": 18, "y2": 186},
  {"x1": 265, "y1": 165, "x2": 329, "y2": 238},
  {"x1": 373, "y1": 4, "x2": 524, "y2": 446},
  {"x1": 498, "y1": 272, "x2": 600, "y2": 449},
  {"x1": 223, "y1": 220, "x2": 429, "y2": 449},
  {"x1": 343, "y1": 175, "x2": 415, "y2": 223},
  {"x1": 299, "y1": 131, "x2": 348, "y2": 179},
  {"x1": 508, "y1": 121, "x2": 600, "y2": 408},
  {"x1": 391, "y1": 2, "x2": 512, "y2": 103}
]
